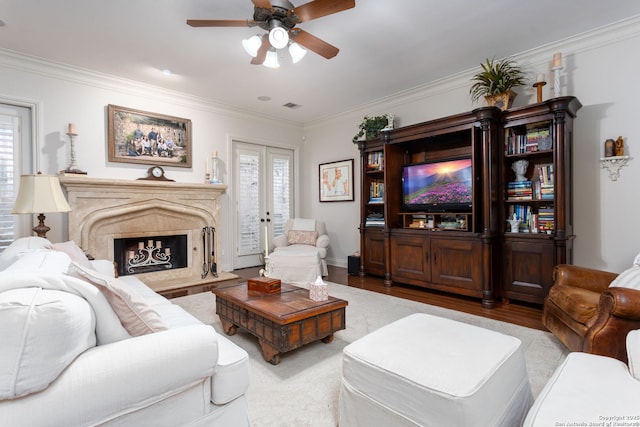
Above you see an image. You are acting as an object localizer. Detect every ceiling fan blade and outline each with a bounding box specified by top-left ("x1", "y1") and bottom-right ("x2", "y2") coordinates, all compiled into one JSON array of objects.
[
  {"x1": 291, "y1": 0, "x2": 355, "y2": 23},
  {"x1": 292, "y1": 29, "x2": 339, "y2": 59},
  {"x1": 251, "y1": 38, "x2": 270, "y2": 65},
  {"x1": 186, "y1": 19, "x2": 256, "y2": 27},
  {"x1": 251, "y1": 0, "x2": 272, "y2": 9}
]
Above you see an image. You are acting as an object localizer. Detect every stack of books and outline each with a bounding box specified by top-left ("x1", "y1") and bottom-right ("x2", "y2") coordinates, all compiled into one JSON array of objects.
[
  {"x1": 365, "y1": 213, "x2": 385, "y2": 227},
  {"x1": 506, "y1": 181, "x2": 533, "y2": 200},
  {"x1": 538, "y1": 206, "x2": 555, "y2": 232}
]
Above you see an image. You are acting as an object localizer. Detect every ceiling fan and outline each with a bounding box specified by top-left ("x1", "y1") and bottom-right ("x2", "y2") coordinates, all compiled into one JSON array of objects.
[{"x1": 187, "y1": 0, "x2": 355, "y2": 67}]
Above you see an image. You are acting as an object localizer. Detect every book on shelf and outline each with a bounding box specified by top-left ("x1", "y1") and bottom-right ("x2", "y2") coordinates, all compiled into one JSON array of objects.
[
  {"x1": 366, "y1": 152, "x2": 384, "y2": 171},
  {"x1": 536, "y1": 163, "x2": 554, "y2": 186},
  {"x1": 369, "y1": 181, "x2": 384, "y2": 201},
  {"x1": 508, "y1": 204, "x2": 533, "y2": 232},
  {"x1": 504, "y1": 123, "x2": 552, "y2": 154}
]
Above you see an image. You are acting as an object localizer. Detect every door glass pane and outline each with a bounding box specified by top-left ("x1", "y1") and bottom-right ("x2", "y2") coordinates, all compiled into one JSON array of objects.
[
  {"x1": 271, "y1": 156, "x2": 290, "y2": 237},
  {"x1": 237, "y1": 152, "x2": 260, "y2": 254}
]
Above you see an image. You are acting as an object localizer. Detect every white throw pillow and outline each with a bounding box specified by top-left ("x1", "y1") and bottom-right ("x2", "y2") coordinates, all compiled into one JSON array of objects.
[
  {"x1": 608, "y1": 265, "x2": 640, "y2": 291},
  {"x1": 0, "y1": 236, "x2": 52, "y2": 271},
  {"x1": 68, "y1": 262, "x2": 168, "y2": 336},
  {"x1": 0, "y1": 287, "x2": 96, "y2": 399}
]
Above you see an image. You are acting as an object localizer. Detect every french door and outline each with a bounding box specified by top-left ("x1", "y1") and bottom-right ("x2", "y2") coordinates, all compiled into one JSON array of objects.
[{"x1": 232, "y1": 141, "x2": 293, "y2": 269}]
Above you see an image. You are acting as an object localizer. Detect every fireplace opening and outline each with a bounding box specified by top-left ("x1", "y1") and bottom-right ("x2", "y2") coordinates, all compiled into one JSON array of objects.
[{"x1": 114, "y1": 234, "x2": 188, "y2": 277}]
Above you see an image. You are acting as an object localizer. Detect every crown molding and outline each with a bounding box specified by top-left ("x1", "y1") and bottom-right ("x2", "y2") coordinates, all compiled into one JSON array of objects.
[
  {"x1": 0, "y1": 48, "x2": 303, "y2": 130},
  {"x1": 305, "y1": 14, "x2": 640, "y2": 129}
]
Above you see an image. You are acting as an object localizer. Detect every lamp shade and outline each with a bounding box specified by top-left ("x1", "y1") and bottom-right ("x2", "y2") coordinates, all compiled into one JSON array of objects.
[
  {"x1": 242, "y1": 35, "x2": 262, "y2": 57},
  {"x1": 289, "y1": 42, "x2": 307, "y2": 64},
  {"x1": 12, "y1": 174, "x2": 71, "y2": 214},
  {"x1": 263, "y1": 49, "x2": 280, "y2": 69}
]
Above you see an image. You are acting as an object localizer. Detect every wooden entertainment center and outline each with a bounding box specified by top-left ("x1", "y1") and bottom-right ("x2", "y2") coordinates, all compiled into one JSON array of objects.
[{"x1": 357, "y1": 97, "x2": 581, "y2": 307}]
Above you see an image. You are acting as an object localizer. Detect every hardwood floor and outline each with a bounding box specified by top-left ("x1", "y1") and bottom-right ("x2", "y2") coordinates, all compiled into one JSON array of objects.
[{"x1": 232, "y1": 265, "x2": 546, "y2": 331}]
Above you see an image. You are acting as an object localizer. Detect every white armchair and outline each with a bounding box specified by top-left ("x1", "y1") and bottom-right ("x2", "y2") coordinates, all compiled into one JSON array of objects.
[
  {"x1": 524, "y1": 329, "x2": 640, "y2": 425},
  {"x1": 272, "y1": 218, "x2": 330, "y2": 276}
]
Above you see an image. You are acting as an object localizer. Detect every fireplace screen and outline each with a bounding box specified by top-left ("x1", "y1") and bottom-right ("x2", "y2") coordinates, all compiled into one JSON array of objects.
[{"x1": 114, "y1": 234, "x2": 187, "y2": 277}]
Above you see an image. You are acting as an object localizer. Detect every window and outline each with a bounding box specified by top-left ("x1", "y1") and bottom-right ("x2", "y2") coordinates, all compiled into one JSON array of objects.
[{"x1": 0, "y1": 103, "x2": 34, "y2": 250}]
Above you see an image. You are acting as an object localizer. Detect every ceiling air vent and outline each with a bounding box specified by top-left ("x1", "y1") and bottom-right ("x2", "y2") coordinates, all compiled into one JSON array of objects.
[{"x1": 283, "y1": 102, "x2": 302, "y2": 109}]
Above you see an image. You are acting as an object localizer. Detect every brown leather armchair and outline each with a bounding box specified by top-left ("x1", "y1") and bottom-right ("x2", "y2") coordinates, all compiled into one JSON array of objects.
[{"x1": 543, "y1": 264, "x2": 640, "y2": 363}]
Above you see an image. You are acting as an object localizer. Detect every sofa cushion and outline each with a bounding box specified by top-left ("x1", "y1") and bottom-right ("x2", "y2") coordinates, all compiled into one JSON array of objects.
[
  {"x1": 50, "y1": 240, "x2": 92, "y2": 269},
  {"x1": 287, "y1": 230, "x2": 319, "y2": 246},
  {"x1": 68, "y1": 262, "x2": 168, "y2": 336},
  {"x1": 609, "y1": 265, "x2": 640, "y2": 291},
  {"x1": 546, "y1": 284, "x2": 600, "y2": 325},
  {"x1": 628, "y1": 329, "x2": 640, "y2": 381},
  {"x1": 3, "y1": 249, "x2": 72, "y2": 274},
  {"x1": 0, "y1": 237, "x2": 51, "y2": 271},
  {"x1": 0, "y1": 287, "x2": 96, "y2": 399}
]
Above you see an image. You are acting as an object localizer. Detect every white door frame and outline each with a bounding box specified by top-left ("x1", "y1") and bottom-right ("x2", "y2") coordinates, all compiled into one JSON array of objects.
[{"x1": 227, "y1": 135, "x2": 299, "y2": 270}]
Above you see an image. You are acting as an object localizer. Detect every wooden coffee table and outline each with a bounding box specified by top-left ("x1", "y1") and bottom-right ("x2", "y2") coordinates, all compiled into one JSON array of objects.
[{"x1": 212, "y1": 282, "x2": 348, "y2": 364}]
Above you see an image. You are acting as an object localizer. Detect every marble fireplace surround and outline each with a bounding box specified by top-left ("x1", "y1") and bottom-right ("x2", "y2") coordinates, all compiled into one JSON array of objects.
[{"x1": 59, "y1": 176, "x2": 236, "y2": 293}]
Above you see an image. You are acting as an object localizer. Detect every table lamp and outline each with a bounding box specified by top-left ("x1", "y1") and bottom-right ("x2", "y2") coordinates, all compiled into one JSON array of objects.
[{"x1": 11, "y1": 173, "x2": 72, "y2": 238}]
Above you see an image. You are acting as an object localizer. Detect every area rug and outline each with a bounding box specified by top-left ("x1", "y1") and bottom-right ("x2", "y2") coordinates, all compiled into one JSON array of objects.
[{"x1": 172, "y1": 282, "x2": 568, "y2": 427}]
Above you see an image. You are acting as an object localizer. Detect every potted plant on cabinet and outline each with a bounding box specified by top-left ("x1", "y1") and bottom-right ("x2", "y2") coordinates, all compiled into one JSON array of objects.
[
  {"x1": 469, "y1": 57, "x2": 526, "y2": 110},
  {"x1": 352, "y1": 115, "x2": 393, "y2": 143}
]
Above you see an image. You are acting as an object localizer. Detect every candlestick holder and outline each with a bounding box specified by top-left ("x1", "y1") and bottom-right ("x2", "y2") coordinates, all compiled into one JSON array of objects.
[
  {"x1": 62, "y1": 132, "x2": 87, "y2": 175},
  {"x1": 552, "y1": 66, "x2": 563, "y2": 98},
  {"x1": 533, "y1": 81, "x2": 547, "y2": 103}
]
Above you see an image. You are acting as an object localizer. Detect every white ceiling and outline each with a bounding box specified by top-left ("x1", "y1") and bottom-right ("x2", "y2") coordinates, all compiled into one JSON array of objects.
[{"x1": 2, "y1": 1, "x2": 640, "y2": 124}]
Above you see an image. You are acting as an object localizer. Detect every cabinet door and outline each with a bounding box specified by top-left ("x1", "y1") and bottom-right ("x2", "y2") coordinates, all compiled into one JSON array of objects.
[
  {"x1": 431, "y1": 237, "x2": 481, "y2": 291},
  {"x1": 390, "y1": 233, "x2": 430, "y2": 283},
  {"x1": 363, "y1": 229, "x2": 386, "y2": 276},
  {"x1": 503, "y1": 238, "x2": 554, "y2": 304}
]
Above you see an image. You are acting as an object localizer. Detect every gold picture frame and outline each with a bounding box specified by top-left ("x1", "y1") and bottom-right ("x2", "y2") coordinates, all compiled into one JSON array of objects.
[{"x1": 107, "y1": 104, "x2": 192, "y2": 168}]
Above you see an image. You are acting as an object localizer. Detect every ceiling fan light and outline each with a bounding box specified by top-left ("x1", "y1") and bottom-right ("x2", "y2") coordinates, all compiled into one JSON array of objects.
[
  {"x1": 263, "y1": 49, "x2": 280, "y2": 69},
  {"x1": 242, "y1": 35, "x2": 262, "y2": 57},
  {"x1": 288, "y1": 42, "x2": 307, "y2": 64},
  {"x1": 268, "y1": 26, "x2": 289, "y2": 49}
]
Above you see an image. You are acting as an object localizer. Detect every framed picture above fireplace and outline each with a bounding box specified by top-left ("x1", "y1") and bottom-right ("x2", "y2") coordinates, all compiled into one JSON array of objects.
[{"x1": 107, "y1": 104, "x2": 192, "y2": 168}]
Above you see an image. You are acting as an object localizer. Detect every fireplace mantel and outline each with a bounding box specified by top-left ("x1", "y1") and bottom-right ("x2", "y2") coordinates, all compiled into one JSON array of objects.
[{"x1": 60, "y1": 175, "x2": 235, "y2": 294}]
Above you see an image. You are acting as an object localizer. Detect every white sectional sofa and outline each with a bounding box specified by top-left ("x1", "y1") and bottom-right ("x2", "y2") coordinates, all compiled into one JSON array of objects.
[{"x1": 0, "y1": 237, "x2": 250, "y2": 426}]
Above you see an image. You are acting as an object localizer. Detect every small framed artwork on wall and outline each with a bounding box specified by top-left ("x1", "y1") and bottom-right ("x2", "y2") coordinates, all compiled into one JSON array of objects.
[
  {"x1": 107, "y1": 104, "x2": 192, "y2": 168},
  {"x1": 319, "y1": 159, "x2": 354, "y2": 202}
]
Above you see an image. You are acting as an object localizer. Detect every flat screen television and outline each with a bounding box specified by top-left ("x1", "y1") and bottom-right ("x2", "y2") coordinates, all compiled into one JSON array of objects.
[{"x1": 402, "y1": 157, "x2": 473, "y2": 212}]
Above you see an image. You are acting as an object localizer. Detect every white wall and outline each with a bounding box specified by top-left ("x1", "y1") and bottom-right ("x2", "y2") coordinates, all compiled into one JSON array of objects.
[
  {"x1": 302, "y1": 17, "x2": 640, "y2": 273},
  {"x1": 0, "y1": 51, "x2": 304, "y2": 272}
]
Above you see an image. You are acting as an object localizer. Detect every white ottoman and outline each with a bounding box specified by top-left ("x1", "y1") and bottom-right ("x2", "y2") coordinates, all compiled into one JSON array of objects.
[
  {"x1": 339, "y1": 313, "x2": 533, "y2": 427},
  {"x1": 266, "y1": 250, "x2": 322, "y2": 287}
]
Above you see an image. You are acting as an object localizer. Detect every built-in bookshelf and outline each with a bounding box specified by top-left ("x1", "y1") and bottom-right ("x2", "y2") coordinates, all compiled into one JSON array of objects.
[{"x1": 501, "y1": 97, "x2": 581, "y2": 304}]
